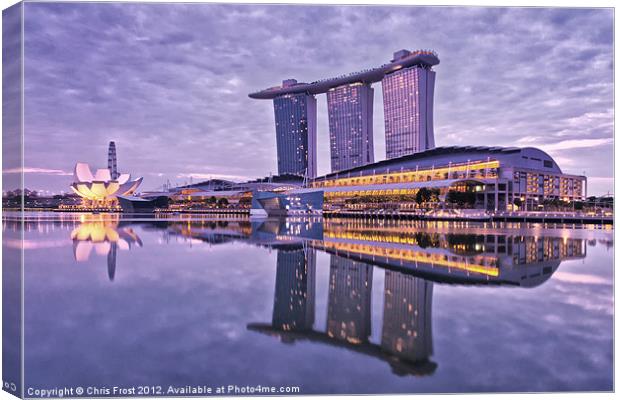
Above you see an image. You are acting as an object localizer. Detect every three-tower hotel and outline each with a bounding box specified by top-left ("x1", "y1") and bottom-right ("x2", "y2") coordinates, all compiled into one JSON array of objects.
[
  {"x1": 250, "y1": 49, "x2": 438, "y2": 177},
  {"x1": 250, "y1": 49, "x2": 586, "y2": 211}
]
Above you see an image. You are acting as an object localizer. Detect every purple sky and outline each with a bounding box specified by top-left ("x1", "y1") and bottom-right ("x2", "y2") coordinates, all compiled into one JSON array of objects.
[{"x1": 14, "y1": 3, "x2": 614, "y2": 195}]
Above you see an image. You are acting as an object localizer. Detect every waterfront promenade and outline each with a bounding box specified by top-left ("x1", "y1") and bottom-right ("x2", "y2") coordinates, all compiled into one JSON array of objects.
[
  {"x1": 8, "y1": 207, "x2": 613, "y2": 225},
  {"x1": 324, "y1": 209, "x2": 613, "y2": 225}
]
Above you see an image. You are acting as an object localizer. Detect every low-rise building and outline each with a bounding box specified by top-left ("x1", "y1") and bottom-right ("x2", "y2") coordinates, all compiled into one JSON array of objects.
[{"x1": 308, "y1": 145, "x2": 586, "y2": 211}]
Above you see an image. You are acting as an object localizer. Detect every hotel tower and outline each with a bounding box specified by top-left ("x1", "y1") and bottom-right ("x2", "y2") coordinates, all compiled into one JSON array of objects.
[
  {"x1": 382, "y1": 50, "x2": 436, "y2": 159},
  {"x1": 272, "y1": 80, "x2": 317, "y2": 178},
  {"x1": 327, "y1": 83, "x2": 374, "y2": 172},
  {"x1": 249, "y1": 49, "x2": 439, "y2": 175}
]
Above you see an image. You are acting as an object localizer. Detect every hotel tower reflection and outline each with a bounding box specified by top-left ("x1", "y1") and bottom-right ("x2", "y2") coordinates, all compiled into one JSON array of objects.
[
  {"x1": 327, "y1": 256, "x2": 373, "y2": 344},
  {"x1": 249, "y1": 251, "x2": 437, "y2": 376},
  {"x1": 272, "y1": 245, "x2": 316, "y2": 332},
  {"x1": 240, "y1": 218, "x2": 586, "y2": 378},
  {"x1": 382, "y1": 272, "x2": 433, "y2": 365}
]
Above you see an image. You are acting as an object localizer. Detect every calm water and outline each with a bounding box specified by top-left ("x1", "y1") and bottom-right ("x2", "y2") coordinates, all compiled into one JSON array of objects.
[{"x1": 3, "y1": 213, "x2": 614, "y2": 395}]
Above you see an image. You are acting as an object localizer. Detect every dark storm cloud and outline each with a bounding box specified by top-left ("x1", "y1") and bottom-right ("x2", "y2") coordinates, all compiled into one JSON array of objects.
[{"x1": 17, "y1": 3, "x2": 613, "y2": 194}]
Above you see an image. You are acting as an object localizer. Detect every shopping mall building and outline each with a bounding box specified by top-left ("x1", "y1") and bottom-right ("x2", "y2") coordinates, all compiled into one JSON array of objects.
[{"x1": 306, "y1": 145, "x2": 586, "y2": 212}]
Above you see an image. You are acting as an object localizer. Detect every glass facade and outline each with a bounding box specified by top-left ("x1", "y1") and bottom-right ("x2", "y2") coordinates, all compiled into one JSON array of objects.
[
  {"x1": 273, "y1": 93, "x2": 317, "y2": 178},
  {"x1": 310, "y1": 154, "x2": 586, "y2": 211},
  {"x1": 382, "y1": 66, "x2": 436, "y2": 159},
  {"x1": 513, "y1": 170, "x2": 584, "y2": 200},
  {"x1": 327, "y1": 83, "x2": 374, "y2": 172},
  {"x1": 312, "y1": 160, "x2": 500, "y2": 191}
]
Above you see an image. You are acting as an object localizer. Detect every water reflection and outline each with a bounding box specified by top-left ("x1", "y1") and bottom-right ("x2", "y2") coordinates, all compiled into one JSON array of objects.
[
  {"x1": 327, "y1": 256, "x2": 373, "y2": 344},
  {"x1": 158, "y1": 217, "x2": 587, "y2": 287},
  {"x1": 311, "y1": 221, "x2": 587, "y2": 287},
  {"x1": 5, "y1": 215, "x2": 598, "y2": 385},
  {"x1": 248, "y1": 249, "x2": 437, "y2": 376},
  {"x1": 147, "y1": 217, "x2": 588, "y2": 377},
  {"x1": 70, "y1": 220, "x2": 142, "y2": 281}
]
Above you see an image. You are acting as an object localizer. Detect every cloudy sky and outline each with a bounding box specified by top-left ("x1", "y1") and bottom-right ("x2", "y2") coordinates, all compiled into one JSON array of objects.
[{"x1": 13, "y1": 2, "x2": 614, "y2": 194}]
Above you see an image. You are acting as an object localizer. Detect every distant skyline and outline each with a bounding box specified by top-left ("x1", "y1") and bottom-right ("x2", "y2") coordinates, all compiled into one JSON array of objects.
[{"x1": 6, "y1": 3, "x2": 614, "y2": 195}]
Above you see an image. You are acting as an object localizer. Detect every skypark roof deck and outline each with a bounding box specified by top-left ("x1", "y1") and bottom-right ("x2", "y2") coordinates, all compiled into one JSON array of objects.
[{"x1": 249, "y1": 49, "x2": 439, "y2": 99}]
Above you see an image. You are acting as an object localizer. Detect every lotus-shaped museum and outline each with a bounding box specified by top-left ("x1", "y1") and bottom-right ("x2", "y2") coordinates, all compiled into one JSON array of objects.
[{"x1": 70, "y1": 162, "x2": 143, "y2": 205}]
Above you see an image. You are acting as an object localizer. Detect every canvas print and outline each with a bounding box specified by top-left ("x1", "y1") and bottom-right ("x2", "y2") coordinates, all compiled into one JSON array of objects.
[{"x1": 2, "y1": 1, "x2": 614, "y2": 397}]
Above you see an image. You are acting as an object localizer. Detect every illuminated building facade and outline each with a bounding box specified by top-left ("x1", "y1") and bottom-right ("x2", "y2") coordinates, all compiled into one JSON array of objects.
[
  {"x1": 70, "y1": 165, "x2": 142, "y2": 207},
  {"x1": 273, "y1": 83, "x2": 317, "y2": 178},
  {"x1": 327, "y1": 83, "x2": 374, "y2": 172},
  {"x1": 382, "y1": 50, "x2": 436, "y2": 159},
  {"x1": 250, "y1": 50, "x2": 439, "y2": 178},
  {"x1": 272, "y1": 246, "x2": 316, "y2": 331},
  {"x1": 310, "y1": 146, "x2": 586, "y2": 211},
  {"x1": 326, "y1": 255, "x2": 373, "y2": 343},
  {"x1": 249, "y1": 49, "x2": 588, "y2": 211}
]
